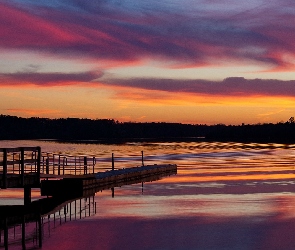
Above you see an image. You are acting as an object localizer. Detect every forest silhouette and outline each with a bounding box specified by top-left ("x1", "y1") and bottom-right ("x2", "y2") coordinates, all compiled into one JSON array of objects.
[{"x1": 0, "y1": 115, "x2": 294, "y2": 143}]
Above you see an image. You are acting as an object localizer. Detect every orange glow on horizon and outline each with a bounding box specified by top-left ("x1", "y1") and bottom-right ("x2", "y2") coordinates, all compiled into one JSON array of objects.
[{"x1": 1, "y1": 81, "x2": 295, "y2": 124}]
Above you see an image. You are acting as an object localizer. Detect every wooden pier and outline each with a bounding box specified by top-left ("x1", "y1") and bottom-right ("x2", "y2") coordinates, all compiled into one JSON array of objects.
[
  {"x1": 1, "y1": 146, "x2": 177, "y2": 200},
  {"x1": 0, "y1": 146, "x2": 177, "y2": 249},
  {"x1": 41, "y1": 164, "x2": 177, "y2": 197}
]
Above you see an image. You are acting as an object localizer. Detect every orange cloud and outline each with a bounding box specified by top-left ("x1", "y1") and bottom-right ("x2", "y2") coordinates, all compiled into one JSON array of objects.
[{"x1": 6, "y1": 108, "x2": 61, "y2": 116}]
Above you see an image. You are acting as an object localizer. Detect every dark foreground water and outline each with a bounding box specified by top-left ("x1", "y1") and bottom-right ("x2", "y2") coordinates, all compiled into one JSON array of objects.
[{"x1": 1, "y1": 140, "x2": 295, "y2": 250}]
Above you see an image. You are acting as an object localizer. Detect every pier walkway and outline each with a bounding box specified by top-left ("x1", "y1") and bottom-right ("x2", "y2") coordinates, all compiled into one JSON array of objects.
[{"x1": 0, "y1": 146, "x2": 177, "y2": 202}]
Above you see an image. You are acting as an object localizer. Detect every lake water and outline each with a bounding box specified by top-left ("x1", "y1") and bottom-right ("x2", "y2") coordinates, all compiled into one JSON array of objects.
[{"x1": 1, "y1": 140, "x2": 295, "y2": 249}]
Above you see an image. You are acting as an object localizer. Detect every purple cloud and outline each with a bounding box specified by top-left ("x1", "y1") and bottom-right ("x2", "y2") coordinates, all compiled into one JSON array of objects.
[
  {"x1": 0, "y1": 1, "x2": 295, "y2": 69},
  {"x1": 0, "y1": 71, "x2": 102, "y2": 85},
  {"x1": 99, "y1": 77, "x2": 295, "y2": 97}
]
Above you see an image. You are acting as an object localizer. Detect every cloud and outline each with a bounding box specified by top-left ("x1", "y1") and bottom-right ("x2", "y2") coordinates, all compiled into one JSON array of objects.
[
  {"x1": 1, "y1": 66, "x2": 295, "y2": 99},
  {"x1": 0, "y1": 71, "x2": 102, "y2": 86},
  {"x1": 1, "y1": 0, "x2": 295, "y2": 69},
  {"x1": 99, "y1": 77, "x2": 295, "y2": 97},
  {"x1": 6, "y1": 108, "x2": 61, "y2": 116}
]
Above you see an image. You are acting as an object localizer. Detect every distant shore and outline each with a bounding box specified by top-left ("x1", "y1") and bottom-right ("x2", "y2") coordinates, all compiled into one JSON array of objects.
[{"x1": 1, "y1": 114, "x2": 295, "y2": 144}]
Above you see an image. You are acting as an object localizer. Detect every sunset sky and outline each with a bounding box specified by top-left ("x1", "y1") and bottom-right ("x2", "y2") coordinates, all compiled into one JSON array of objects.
[{"x1": 0, "y1": 0, "x2": 295, "y2": 125}]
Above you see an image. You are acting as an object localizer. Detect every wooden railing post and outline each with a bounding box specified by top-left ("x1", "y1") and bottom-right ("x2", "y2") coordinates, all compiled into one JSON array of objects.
[
  {"x1": 46, "y1": 158, "x2": 49, "y2": 174},
  {"x1": 3, "y1": 148, "x2": 7, "y2": 189},
  {"x1": 58, "y1": 155, "x2": 61, "y2": 175},
  {"x1": 84, "y1": 157, "x2": 87, "y2": 175},
  {"x1": 52, "y1": 154, "x2": 54, "y2": 175},
  {"x1": 112, "y1": 153, "x2": 114, "y2": 171},
  {"x1": 37, "y1": 146, "x2": 41, "y2": 180},
  {"x1": 92, "y1": 157, "x2": 95, "y2": 174},
  {"x1": 63, "y1": 157, "x2": 66, "y2": 175},
  {"x1": 74, "y1": 156, "x2": 77, "y2": 175},
  {"x1": 141, "y1": 151, "x2": 144, "y2": 166},
  {"x1": 20, "y1": 147, "x2": 25, "y2": 187}
]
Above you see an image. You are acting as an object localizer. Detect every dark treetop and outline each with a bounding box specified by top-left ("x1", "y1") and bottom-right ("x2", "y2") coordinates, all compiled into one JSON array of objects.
[{"x1": 0, "y1": 115, "x2": 295, "y2": 143}]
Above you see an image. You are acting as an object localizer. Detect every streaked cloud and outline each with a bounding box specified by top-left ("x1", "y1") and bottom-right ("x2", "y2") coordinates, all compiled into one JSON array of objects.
[
  {"x1": 0, "y1": 71, "x2": 102, "y2": 85},
  {"x1": 99, "y1": 77, "x2": 295, "y2": 98},
  {"x1": 6, "y1": 108, "x2": 61, "y2": 116},
  {"x1": 0, "y1": 0, "x2": 295, "y2": 69},
  {"x1": 1, "y1": 68, "x2": 295, "y2": 99}
]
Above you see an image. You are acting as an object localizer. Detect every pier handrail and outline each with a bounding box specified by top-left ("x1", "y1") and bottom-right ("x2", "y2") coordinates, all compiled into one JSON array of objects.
[
  {"x1": 0, "y1": 146, "x2": 41, "y2": 188},
  {"x1": 1, "y1": 147, "x2": 147, "y2": 188}
]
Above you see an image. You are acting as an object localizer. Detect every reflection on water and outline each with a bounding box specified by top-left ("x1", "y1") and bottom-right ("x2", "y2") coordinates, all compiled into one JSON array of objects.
[
  {"x1": 0, "y1": 195, "x2": 96, "y2": 249},
  {"x1": 1, "y1": 140, "x2": 295, "y2": 249}
]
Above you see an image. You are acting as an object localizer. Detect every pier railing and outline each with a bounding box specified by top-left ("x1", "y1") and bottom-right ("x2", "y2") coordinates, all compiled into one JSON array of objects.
[
  {"x1": 1, "y1": 147, "x2": 147, "y2": 188},
  {"x1": 41, "y1": 153, "x2": 97, "y2": 176},
  {"x1": 0, "y1": 147, "x2": 41, "y2": 188}
]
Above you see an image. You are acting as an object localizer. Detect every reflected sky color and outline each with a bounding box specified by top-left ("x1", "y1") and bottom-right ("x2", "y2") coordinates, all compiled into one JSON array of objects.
[
  {"x1": 1, "y1": 1, "x2": 295, "y2": 124},
  {"x1": 2, "y1": 140, "x2": 295, "y2": 249}
]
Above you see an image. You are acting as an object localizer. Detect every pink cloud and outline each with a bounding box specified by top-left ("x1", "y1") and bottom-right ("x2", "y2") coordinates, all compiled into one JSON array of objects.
[
  {"x1": 0, "y1": 1, "x2": 295, "y2": 69},
  {"x1": 0, "y1": 71, "x2": 102, "y2": 86},
  {"x1": 99, "y1": 77, "x2": 295, "y2": 98}
]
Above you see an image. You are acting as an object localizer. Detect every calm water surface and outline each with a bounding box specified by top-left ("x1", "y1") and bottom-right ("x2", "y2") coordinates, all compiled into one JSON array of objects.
[{"x1": 1, "y1": 140, "x2": 295, "y2": 249}]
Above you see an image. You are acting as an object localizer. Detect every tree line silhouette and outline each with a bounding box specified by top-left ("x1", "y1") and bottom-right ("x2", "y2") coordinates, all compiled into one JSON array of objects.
[{"x1": 0, "y1": 114, "x2": 294, "y2": 143}]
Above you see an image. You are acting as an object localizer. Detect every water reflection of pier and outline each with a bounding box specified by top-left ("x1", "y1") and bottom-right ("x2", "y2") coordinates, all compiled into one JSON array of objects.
[
  {"x1": 0, "y1": 170, "x2": 176, "y2": 249},
  {"x1": 0, "y1": 146, "x2": 177, "y2": 249},
  {"x1": 0, "y1": 195, "x2": 96, "y2": 249}
]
